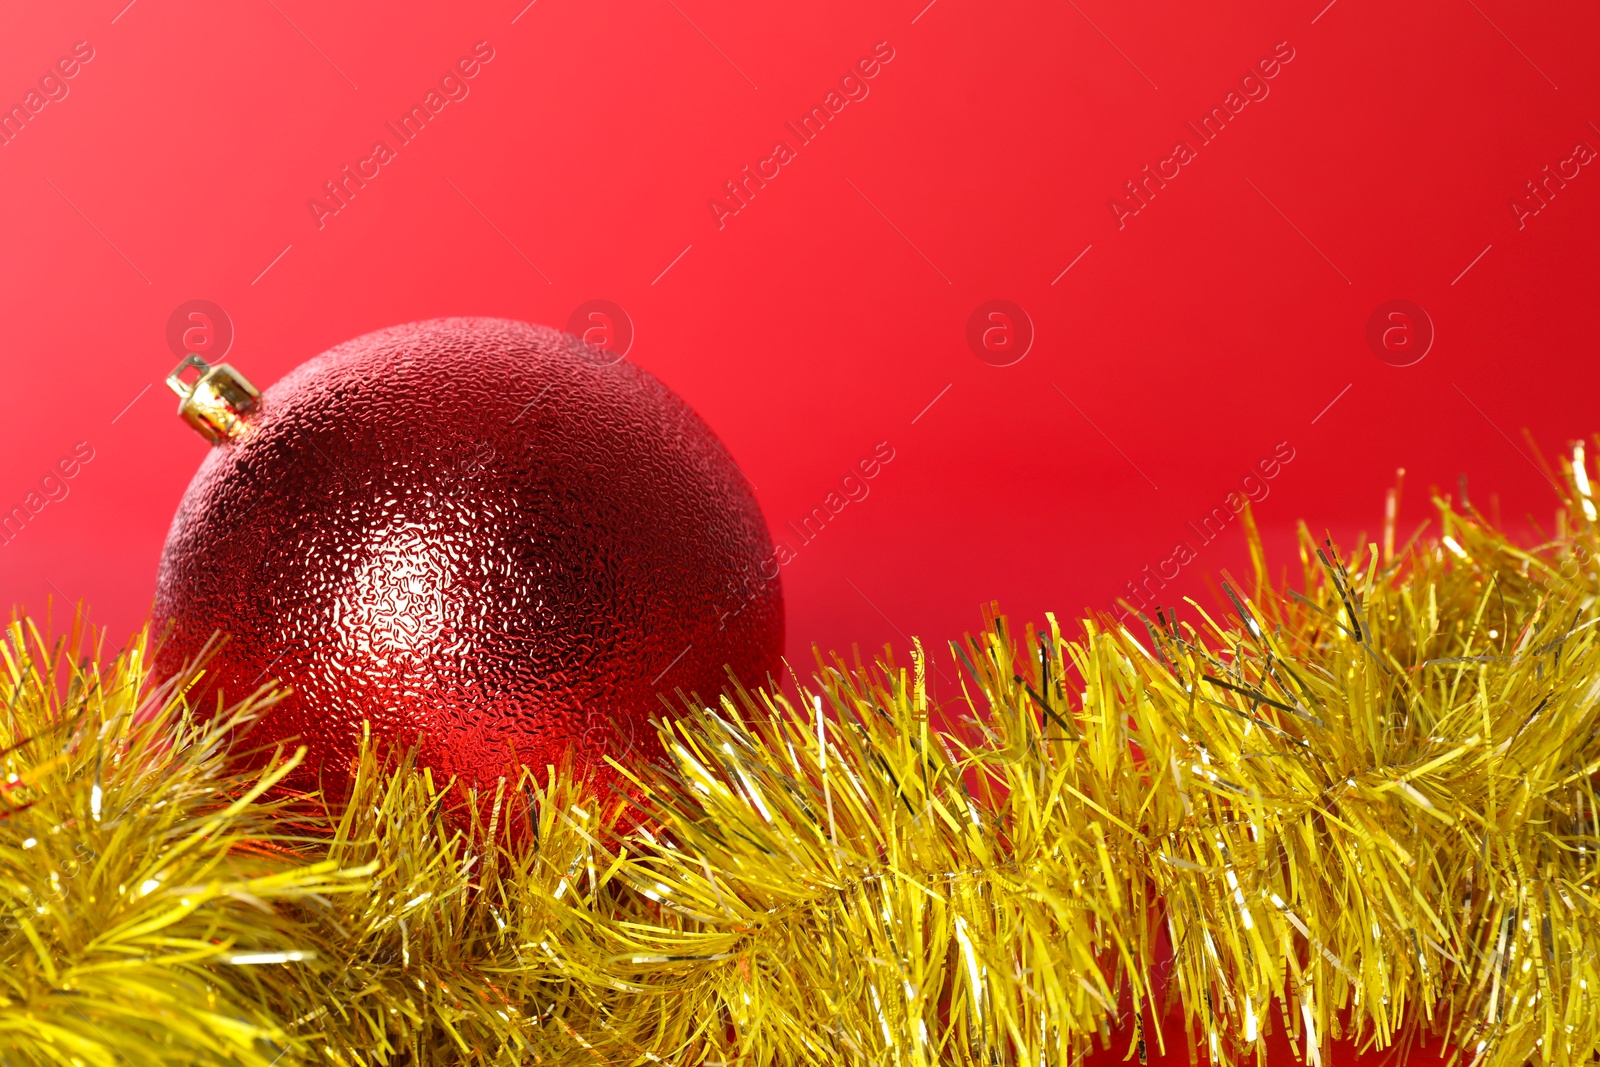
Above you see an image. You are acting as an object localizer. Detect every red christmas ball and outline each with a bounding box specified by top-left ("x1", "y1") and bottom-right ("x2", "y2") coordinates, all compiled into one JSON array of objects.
[{"x1": 154, "y1": 317, "x2": 783, "y2": 795}]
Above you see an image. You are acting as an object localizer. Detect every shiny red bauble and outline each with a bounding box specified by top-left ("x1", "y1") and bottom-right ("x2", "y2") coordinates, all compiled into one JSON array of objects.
[{"x1": 154, "y1": 318, "x2": 783, "y2": 795}]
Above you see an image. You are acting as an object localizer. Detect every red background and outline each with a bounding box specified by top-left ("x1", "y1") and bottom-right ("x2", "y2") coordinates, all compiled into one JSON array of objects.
[{"x1": 2, "y1": 0, "x2": 1598, "y2": 669}]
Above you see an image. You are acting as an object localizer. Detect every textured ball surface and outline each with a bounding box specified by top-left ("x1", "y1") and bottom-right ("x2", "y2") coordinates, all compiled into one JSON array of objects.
[{"x1": 154, "y1": 318, "x2": 783, "y2": 794}]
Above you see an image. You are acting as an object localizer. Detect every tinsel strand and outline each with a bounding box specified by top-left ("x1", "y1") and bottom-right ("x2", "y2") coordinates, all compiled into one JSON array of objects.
[{"x1": 2, "y1": 446, "x2": 1599, "y2": 1065}]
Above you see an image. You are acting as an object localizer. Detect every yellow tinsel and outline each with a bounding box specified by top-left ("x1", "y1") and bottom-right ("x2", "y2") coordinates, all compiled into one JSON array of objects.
[{"x1": 3, "y1": 445, "x2": 1600, "y2": 1066}]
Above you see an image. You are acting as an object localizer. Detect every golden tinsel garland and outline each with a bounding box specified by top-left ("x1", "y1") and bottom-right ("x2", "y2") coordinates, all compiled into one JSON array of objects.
[{"x1": 4, "y1": 446, "x2": 1600, "y2": 1067}]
